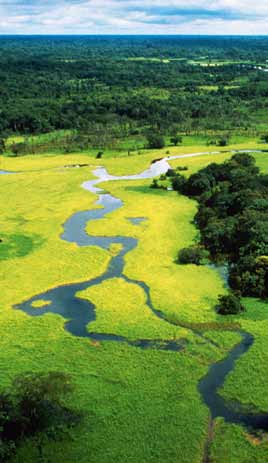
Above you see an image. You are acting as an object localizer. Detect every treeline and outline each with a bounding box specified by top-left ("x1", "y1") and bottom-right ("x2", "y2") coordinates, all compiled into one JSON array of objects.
[
  {"x1": 0, "y1": 91, "x2": 251, "y2": 135},
  {"x1": 1, "y1": 36, "x2": 268, "y2": 143},
  {"x1": 173, "y1": 153, "x2": 268, "y2": 299},
  {"x1": 2, "y1": 36, "x2": 268, "y2": 61}
]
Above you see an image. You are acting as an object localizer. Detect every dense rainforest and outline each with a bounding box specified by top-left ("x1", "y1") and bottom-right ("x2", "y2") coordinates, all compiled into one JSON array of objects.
[
  {"x1": 173, "y1": 153, "x2": 268, "y2": 300},
  {"x1": 2, "y1": 36, "x2": 268, "y2": 153}
]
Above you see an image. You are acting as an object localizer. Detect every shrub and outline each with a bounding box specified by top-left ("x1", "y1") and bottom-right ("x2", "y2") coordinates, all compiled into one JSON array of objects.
[
  {"x1": 166, "y1": 168, "x2": 176, "y2": 177},
  {"x1": 0, "y1": 372, "x2": 81, "y2": 461},
  {"x1": 172, "y1": 174, "x2": 187, "y2": 192},
  {"x1": 178, "y1": 245, "x2": 209, "y2": 265},
  {"x1": 260, "y1": 133, "x2": 268, "y2": 143},
  {"x1": 146, "y1": 130, "x2": 165, "y2": 149},
  {"x1": 150, "y1": 179, "x2": 159, "y2": 189},
  {"x1": 217, "y1": 294, "x2": 245, "y2": 315},
  {"x1": 171, "y1": 135, "x2": 182, "y2": 146},
  {"x1": 0, "y1": 138, "x2": 6, "y2": 154},
  {"x1": 10, "y1": 142, "x2": 27, "y2": 156},
  {"x1": 217, "y1": 136, "x2": 229, "y2": 147},
  {"x1": 207, "y1": 139, "x2": 217, "y2": 146}
]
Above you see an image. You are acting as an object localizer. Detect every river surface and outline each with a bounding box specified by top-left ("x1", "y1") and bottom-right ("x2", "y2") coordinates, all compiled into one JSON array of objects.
[{"x1": 4, "y1": 150, "x2": 268, "y2": 432}]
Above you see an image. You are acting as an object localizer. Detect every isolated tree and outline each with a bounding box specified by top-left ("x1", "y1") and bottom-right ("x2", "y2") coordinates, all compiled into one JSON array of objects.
[
  {"x1": 260, "y1": 133, "x2": 268, "y2": 143},
  {"x1": 0, "y1": 138, "x2": 5, "y2": 154},
  {"x1": 150, "y1": 179, "x2": 159, "y2": 189},
  {"x1": 10, "y1": 142, "x2": 26, "y2": 156},
  {"x1": 171, "y1": 135, "x2": 182, "y2": 146},
  {"x1": 217, "y1": 294, "x2": 245, "y2": 315},
  {"x1": 178, "y1": 245, "x2": 209, "y2": 265},
  {"x1": 0, "y1": 371, "x2": 80, "y2": 462},
  {"x1": 217, "y1": 135, "x2": 229, "y2": 147},
  {"x1": 146, "y1": 130, "x2": 165, "y2": 149}
]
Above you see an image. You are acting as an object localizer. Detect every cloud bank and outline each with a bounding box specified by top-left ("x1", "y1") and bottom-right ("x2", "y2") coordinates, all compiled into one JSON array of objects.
[{"x1": 0, "y1": 0, "x2": 267, "y2": 35}]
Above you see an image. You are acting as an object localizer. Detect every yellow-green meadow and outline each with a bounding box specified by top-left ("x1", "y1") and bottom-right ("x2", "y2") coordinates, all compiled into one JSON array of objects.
[{"x1": 2, "y1": 146, "x2": 268, "y2": 462}]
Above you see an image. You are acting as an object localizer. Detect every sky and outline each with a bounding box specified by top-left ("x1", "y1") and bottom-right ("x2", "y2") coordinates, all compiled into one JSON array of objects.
[{"x1": 0, "y1": 0, "x2": 268, "y2": 35}]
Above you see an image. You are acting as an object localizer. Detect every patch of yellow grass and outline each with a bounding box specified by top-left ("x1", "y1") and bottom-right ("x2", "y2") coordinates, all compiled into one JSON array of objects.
[
  {"x1": 1, "y1": 148, "x2": 266, "y2": 463},
  {"x1": 1, "y1": 167, "x2": 109, "y2": 313},
  {"x1": 78, "y1": 277, "x2": 187, "y2": 340},
  {"x1": 2, "y1": 141, "x2": 268, "y2": 177},
  {"x1": 31, "y1": 300, "x2": 50, "y2": 308},
  {"x1": 86, "y1": 179, "x2": 225, "y2": 323}
]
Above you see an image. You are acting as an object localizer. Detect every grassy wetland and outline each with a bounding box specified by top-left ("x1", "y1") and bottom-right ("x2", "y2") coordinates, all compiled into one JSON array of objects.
[
  {"x1": 2, "y1": 36, "x2": 268, "y2": 463},
  {"x1": 1, "y1": 147, "x2": 268, "y2": 463}
]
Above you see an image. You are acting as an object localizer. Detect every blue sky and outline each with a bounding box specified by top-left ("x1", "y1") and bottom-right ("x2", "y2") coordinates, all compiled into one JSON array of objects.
[{"x1": 0, "y1": 0, "x2": 267, "y2": 35}]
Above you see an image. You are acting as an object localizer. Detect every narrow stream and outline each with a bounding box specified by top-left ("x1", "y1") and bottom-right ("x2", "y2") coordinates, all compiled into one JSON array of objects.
[
  {"x1": 6, "y1": 151, "x2": 268, "y2": 433},
  {"x1": 14, "y1": 160, "x2": 187, "y2": 352}
]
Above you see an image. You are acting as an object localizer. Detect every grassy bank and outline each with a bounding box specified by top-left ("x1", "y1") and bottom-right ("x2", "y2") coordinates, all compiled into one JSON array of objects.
[{"x1": 2, "y1": 148, "x2": 268, "y2": 462}]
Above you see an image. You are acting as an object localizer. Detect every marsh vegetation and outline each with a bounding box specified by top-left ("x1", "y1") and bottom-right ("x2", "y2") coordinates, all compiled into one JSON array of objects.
[{"x1": 2, "y1": 36, "x2": 268, "y2": 463}]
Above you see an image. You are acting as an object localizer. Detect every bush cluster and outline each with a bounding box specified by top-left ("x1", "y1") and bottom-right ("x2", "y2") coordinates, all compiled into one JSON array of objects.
[
  {"x1": 178, "y1": 245, "x2": 209, "y2": 265},
  {"x1": 173, "y1": 153, "x2": 268, "y2": 298},
  {"x1": 217, "y1": 294, "x2": 245, "y2": 315},
  {"x1": 0, "y1": 372, "x2": 80, "y2": 461}
]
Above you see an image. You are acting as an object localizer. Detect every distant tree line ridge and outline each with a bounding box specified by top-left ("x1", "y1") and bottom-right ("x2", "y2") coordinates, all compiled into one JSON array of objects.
[{"x1": 1, "y1": 36, "x2": 268, "y2": 150}]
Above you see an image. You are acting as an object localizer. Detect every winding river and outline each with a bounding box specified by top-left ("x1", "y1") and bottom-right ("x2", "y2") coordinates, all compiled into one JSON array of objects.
[{"x1": 2, "y1": 150, "x2": 268, "y2": 439}]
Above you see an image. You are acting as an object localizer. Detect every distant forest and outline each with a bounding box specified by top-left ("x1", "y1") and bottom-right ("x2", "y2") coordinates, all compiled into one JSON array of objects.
[{"x1": 1, "y1": 36, "x2": 268, "y2": 151}]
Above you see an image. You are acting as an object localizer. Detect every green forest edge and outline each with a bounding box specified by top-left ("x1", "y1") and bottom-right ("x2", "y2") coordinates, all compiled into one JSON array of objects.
[
  {"x1": 3, "y1": 37, "x2": 268, "y2": 158},
  {"x1": 159, "y1": 152, "x2": 268, "y2": 462}
]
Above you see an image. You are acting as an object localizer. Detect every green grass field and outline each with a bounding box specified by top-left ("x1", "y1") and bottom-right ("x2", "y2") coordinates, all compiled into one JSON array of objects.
[
  {"x1": 86, "y1": 179, "x2": 225, "y2": 323},
  {"x1": 3, "y1": 130, "x2": 268, "y2": 164},
  {"x1": 2, "y1": 146, "x2": 268, "y2": 462}
]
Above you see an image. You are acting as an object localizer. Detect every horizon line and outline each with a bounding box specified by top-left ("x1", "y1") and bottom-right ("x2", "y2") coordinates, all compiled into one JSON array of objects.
[{"x1": 1, "y1": 33, "x2": 268, "y2": 37}]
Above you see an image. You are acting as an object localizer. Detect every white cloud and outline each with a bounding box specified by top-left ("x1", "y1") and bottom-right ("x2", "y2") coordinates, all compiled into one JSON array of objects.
[{"x1": 0, "y1": 0, "x2": 268, "y2": 34}]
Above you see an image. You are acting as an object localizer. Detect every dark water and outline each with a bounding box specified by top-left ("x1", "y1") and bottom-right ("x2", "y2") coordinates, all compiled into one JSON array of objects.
[
  {"x1": 199, "y1": 331, "x2": 268, "y2": 430},
  {"x1": 126, "y1": 217, "x2": 147, "y2": 226},
  {"x1": 13, "y1": 154, "x2": 268, "y2": 431},
  {"x1": 15, "y1": 188, "x2": 185, "y2": 353},
  {"x1": 207, "y1": 264, "x2": 229, "y2": 288}
]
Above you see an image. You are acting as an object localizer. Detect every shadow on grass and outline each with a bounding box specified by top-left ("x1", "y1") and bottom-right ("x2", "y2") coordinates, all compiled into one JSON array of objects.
[{"x1": 124, "y1": 185, "x2": 167, "y2": 195}]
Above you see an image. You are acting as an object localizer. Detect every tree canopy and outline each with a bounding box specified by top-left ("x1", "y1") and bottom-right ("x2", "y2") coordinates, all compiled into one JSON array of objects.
[{"x1": 173, "y1": 153, "x2": 268, "y2": 298}]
